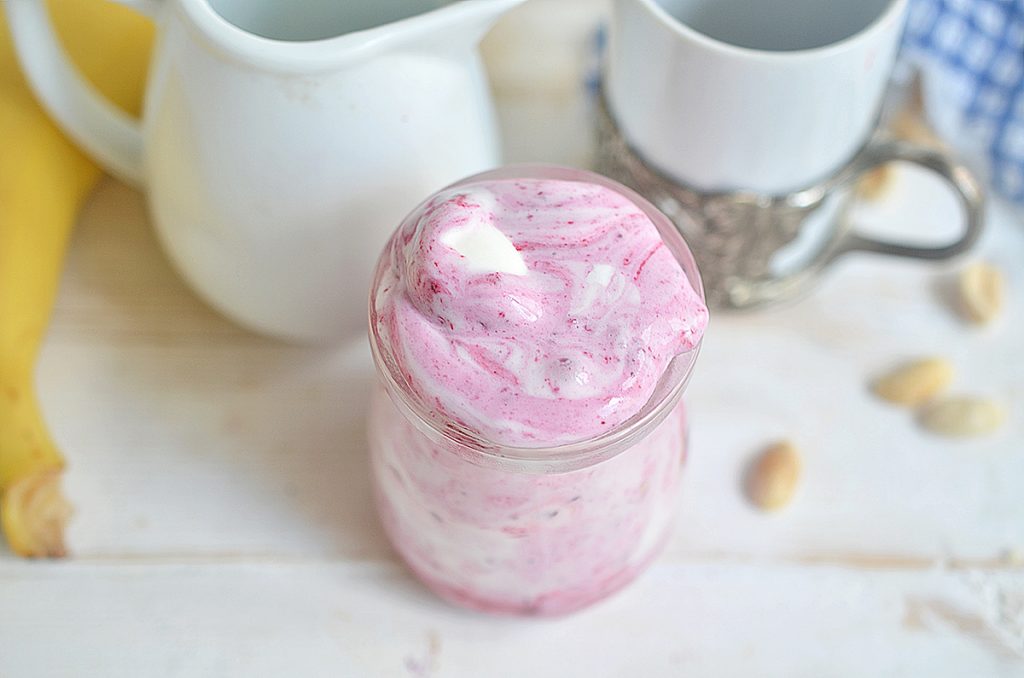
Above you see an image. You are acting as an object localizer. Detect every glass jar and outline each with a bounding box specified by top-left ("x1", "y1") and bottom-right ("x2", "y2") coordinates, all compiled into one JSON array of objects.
[{"x1": 367, "y1": 165, "x2": 705, "y2": 616}]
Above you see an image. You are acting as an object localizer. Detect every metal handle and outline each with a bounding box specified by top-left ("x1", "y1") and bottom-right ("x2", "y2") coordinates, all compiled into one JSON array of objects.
[
  {"x1": 828, "y1": 138, "x2": 985, "y2": 261},
  {"x1": 728, "y1": 138, "x2": 987, "y2": 309}
]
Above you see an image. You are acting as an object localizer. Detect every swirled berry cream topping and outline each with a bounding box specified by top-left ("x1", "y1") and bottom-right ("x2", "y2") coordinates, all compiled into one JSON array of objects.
[{"x1": 373, "y1": 178, "x2": 708, "y2": 447}]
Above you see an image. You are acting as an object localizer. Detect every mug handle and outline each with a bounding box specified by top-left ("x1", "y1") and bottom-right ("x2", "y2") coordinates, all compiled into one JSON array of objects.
[
  {"x1": 4, "y1": 0, "x2": 160, "y2": 187},
  {"x1": 826, "y1": 138, "x2": 986, "y2": 261},
  {"x1": 721, "y1": 138, "x2": 985, "y2": 309}
]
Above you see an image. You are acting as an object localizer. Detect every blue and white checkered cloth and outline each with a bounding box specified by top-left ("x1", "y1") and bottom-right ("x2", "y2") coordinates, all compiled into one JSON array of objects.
[{"x1": 901, "y1": 0, "x2": 1024, "y2": 202}]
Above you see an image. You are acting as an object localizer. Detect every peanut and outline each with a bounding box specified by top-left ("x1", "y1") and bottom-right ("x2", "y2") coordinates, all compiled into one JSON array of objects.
[
  {"x1": 746, "y1": 441, "x2": 801, "y2": 511},
  {"x1": 856, "y1": 164, "x2": 895, "y2": 202},
  {"x1": 919, "y1": 396, "x2": 1007, "y2": 437},
  {"x1": 958, "y1": 262, "x2": 1005, "y2": 325},
  {"x1": 871, "y1": 357, "x2": 954, "y2": 407}
]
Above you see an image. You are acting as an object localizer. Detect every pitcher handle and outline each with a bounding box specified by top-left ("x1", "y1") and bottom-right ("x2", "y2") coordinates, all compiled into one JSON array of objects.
[
  {"x1": 828, "y1": 138, "x2": 986, "y2": 261},
  {"x1": 4, "y1": 0, "x2": 159, "y2": 187}
]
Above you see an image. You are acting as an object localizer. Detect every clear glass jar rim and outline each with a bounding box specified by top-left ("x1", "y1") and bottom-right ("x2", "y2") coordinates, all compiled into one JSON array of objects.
[{"x1": 368, "y1": 164, "x2": 707, "y2": 471}]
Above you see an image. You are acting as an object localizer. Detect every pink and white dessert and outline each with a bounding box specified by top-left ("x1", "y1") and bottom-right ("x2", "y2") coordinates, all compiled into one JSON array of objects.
[{"x1": 368, "y1": 166, "x2": 708, "y2": 615}]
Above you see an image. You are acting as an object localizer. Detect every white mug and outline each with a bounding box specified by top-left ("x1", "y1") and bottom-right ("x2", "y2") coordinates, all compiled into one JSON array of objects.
[
  {"x1": 608, "y1": 0, "x2": 910, "y2": 194},
  {"x1": 6, "y1": 0, "x2": 524, "y2": 343},
  {"x1": 600, "y1": 0, "x2": 984, "y2": 310}
]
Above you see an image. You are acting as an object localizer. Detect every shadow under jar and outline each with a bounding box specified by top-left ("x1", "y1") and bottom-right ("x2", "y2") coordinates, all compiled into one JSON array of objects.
[{"x1": 367, "y1": 165, "x2": 706, "y2": 616}]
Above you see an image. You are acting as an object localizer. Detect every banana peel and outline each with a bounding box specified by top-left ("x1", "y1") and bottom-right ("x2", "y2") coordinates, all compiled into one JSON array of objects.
[{"x1": 0, "y1": 0, "x2": 151, "y2": 556}]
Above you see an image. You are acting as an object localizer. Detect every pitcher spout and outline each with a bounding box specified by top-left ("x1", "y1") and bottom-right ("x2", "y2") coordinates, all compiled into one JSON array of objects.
[{"x1": 396, "y1": 0, "x2": 527, "y2": 51}]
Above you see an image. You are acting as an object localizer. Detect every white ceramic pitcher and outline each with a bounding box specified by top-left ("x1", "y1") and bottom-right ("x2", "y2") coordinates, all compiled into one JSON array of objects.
[{"x1": 7, "y1": 0, "x2": 524, "y2": 342}]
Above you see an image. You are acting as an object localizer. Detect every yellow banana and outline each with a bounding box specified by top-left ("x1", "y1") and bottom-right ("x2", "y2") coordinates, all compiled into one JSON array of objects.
[{"x1": 0, "y1": 0, "x2": 151, "y2": 556}]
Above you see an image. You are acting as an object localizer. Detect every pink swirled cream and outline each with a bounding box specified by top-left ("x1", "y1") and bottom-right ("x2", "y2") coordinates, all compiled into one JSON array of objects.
[{"x1": 368, "y1": 166, "x2": 708, "y2": 615}]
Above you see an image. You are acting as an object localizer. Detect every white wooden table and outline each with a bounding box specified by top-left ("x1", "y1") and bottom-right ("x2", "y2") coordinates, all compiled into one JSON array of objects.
[{"x1": 2, "y1": 3, "x2": 1023, "y2": 676}]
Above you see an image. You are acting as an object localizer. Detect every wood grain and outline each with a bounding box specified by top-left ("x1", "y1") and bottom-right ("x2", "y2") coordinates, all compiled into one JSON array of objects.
[{"x1": 1, "y1": 561, "x2": 1021, "y2": 677}]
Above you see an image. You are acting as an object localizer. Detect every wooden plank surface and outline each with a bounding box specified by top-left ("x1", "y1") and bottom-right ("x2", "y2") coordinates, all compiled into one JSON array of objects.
[{"x1": 2, "y1": 561, "x2": 1022, "y2": 678}]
